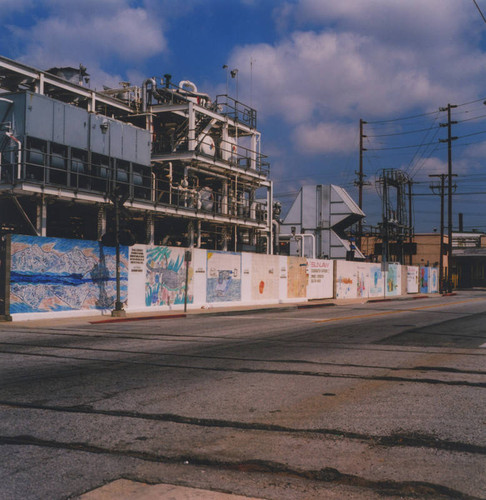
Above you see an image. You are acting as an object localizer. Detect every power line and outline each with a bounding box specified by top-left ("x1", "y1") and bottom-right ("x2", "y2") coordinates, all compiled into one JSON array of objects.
[{"x1": 473, "y1": 0, "x2": 486, "y2": 24}]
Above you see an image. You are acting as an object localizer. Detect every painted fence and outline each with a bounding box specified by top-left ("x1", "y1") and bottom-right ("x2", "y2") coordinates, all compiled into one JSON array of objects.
[
  {"x1": 10, "y1": 235, "x2": 128, "y2": 315},
  {"x1": 5, "y1": 235, "x2": 439, "y2": 320}
]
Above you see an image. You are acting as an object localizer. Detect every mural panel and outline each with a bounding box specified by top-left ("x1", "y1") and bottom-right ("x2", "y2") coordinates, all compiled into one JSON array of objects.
[
  {"x1": 335, "y1": 261, "x2": 357, "y2": 299},
  {"x1": 207, "y1": 251, "x2": 241, "y2": 302},
  {"x1": 386, "y1": 263, "x2": 400, "y2": 296},
  {"x1": 420, "y1": 267, "x2": 429, "y2": 293},
  {"x1": 287, "y1": 257, "x2": 307, "y2": 298},
  {"x1": 10, "y1": 235, "x2": 127, "y2": 314},
  {"x1": 428, "y1": 267, "x2": 439, "y2": 293},
  {"x1": 356, "y1": 263, "x2": 370, "y2": 298},
  {"x1": 369, "y1": 264, "x2": 384, "y2": 297},
  {"x1": 145, "y1": 246, "x2": 192, "y2": 307},
  {"x1": 407, "y1": 266, "x2": 419, "y2": 293},
  {"x1": 251, "y1": 254, "x2": 279, "y2": 301}
]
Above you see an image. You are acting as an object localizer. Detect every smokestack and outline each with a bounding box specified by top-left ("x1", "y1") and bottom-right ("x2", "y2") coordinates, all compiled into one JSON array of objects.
[{"x1": 458, "y1": 213, "x2": 463, "y2": 232}]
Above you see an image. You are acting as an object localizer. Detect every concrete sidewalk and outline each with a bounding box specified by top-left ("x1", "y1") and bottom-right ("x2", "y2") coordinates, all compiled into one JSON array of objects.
[{"x1": 78, "y1": 479, "x2": 263, "y2": 500}]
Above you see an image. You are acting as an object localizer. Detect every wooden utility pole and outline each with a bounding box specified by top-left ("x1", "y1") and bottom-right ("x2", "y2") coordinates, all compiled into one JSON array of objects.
[
  {"x1": 408, "y1": 180, "x2": 413, "y2": 265},
  {"x1": 439, "y1": 104, "x2": 457, "y2": 292},
  {"x1": 430, "y1": 173, "x2": 457, "y2": 293},
  {"x1": 355, "y1": 119, "x2": 369, "y2": 248}
]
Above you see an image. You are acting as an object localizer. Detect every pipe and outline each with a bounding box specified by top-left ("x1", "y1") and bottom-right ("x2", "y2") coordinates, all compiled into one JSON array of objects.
[
  {"x1": 142, "y1": 77, "x2": 156, "y2": 113},
  {"x1": 272, "y1": 220, "x2": 280, "y2": 255},
  {"x1": 5, "y1": 132, "x2": 21, "y2": 180},
  {"x1": 178, "y1": 80, "x2": 211, "y2": 105},
  {"x1": 0, "y1": 97, "x2": 14, "y2": 137},
  {"x1": 280, "y1": 233, "x2": 315, "y2": 258},
  {"x1": 179, "y1": 80, "x2": 198, "y2": 93}
]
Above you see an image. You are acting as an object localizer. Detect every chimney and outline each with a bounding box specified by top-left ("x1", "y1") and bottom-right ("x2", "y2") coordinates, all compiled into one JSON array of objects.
[{"x1": 458, "y1": 213, "x2": 463, "y2": 232}]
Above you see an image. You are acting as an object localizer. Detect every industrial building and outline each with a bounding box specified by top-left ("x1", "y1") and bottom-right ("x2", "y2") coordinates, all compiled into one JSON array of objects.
[
  {"x1": 279, "y1": 184, "x2": 365, "y2": 260},
  {"x1": 0, "y1": 56, "x2": 273, "y2": 252}
]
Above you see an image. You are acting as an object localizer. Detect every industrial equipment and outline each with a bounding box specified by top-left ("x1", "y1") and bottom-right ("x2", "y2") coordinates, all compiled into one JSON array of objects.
[{"x1": 0, "y1": 56, "x2": 273, "y2": 251}]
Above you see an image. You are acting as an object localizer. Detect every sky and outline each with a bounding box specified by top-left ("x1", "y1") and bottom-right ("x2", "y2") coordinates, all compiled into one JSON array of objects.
[{"x1": 2, "y1": 0, "x2": 486, "y2": 233}]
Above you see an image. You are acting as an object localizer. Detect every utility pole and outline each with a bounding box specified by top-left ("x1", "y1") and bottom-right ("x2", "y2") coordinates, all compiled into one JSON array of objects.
[
  {"x1": 408, "y1": 180, "x2": 413, "y2": 265},
  {"x1": 439, "y1": 104, "x2": 457, "y2": 293},
  {"x1": 430, "y1": 173, "x2": 457, "y2": 293},
  {"x1": 355, "y1": 119, "x2": 369, "y2": 248}
]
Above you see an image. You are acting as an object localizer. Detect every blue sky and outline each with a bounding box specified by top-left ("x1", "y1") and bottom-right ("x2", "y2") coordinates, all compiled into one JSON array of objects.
[{"x1": 2, "y1": 0, "x2": 486, "y2": 232}]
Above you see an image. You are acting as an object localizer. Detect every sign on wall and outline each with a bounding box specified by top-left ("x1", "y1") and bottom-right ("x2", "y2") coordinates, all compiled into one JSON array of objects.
[{"x1": 306, "y1": 259, "x2": 333, "y2": 299}]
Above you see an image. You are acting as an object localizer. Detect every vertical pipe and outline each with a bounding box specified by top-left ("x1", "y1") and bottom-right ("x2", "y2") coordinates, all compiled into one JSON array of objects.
[{"x1": 188, "y1": 102, "x2": 195, "y2": 151}]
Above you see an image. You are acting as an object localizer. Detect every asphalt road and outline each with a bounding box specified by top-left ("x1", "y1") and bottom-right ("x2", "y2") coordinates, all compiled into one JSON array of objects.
[{"x1": 0, "y1": 292, "x2": 485, "y2": 499}]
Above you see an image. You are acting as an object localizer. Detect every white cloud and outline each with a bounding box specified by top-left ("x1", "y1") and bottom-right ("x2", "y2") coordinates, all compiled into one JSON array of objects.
[
  {"x1": 12, "y1": 1, "x2": 166, "y2": 83},
  {"x1": 293, "y1": 121, "x2": 358, "y2": 154},
  {"x1": 289, "y1": 0, "x2": 471, "y2": 44},
  {"x1": 227, "y1": 0, "x2": 486, "y2": 172},
  {"x1": 234, "y1": 0, "x2": 486, "y2": 119}
]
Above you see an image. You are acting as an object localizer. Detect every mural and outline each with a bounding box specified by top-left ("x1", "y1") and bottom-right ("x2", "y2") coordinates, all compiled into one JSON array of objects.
[
  {"x1": 369, "y1": 264, "x2": 384, "y2": 297},
  {"x1": 356, "y1": 263, "x2": 369, "y2": 298},
  {"x1": 386, "y1": 264, "x2": 400, "y2": 296},
  {"x1": 429, "y1": 267, "x2": 439, "y2": 293},
  {"x1": 251, "y1": 254, "x2": 279, "y2": 301},
  {"x1": 207, "y1": 251, "x2": 241, "y2": 302},
  {"x1": 420, "y1": 266, "x2": 429, "y2": 293},
  {"x1": 335, "y1": 261, "x2": 357, "y2": 299},
  {"x1": 10, "y1": 235, "x2": 127, "y2": 313},
  {"x1": 287, "y1": 257, "x2": 307, "y2": 298},
  {"x1": 145, "y1": 246, "x2": 192, "y2": 307},
  {"x1": 407, "y1": 266, "x2": 419, "y2": 293}
]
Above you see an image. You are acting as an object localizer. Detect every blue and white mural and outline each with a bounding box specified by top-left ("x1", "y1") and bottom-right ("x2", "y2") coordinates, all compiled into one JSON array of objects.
[
  {"x1": 420, "y1": 266, "x2": 429, "y2": 294},
  {"x1": 428, "y1": 267, "x2": 439, "y2": 293},
  {"x1": 386, "y1": 263, "x2": 400, "y2": 296},
  {"x1": 207, "y1": 251, "x2": 241, "y2": 302},
  {"x1": 10, "y1": 235, "x2": 127, "y2": 313},
  {"x1": 145, "y1": 246, "x2": 191, "y2": 306},
  {"x1": 369, "y1": 263, "x2": 384, "y2": 297}
]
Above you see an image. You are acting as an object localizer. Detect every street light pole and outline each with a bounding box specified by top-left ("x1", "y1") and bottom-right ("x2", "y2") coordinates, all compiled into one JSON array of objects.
[{"x1": 110, "y1": 186, "x2": 129, "y2": 317}]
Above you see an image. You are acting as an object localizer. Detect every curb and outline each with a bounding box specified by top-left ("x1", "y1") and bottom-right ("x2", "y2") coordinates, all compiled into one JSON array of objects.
[
  {"x1": 367, "y1": 294, "x2": 430, "y2": 304},
  {"x1": 200, "y1": 305, "x2": 299, "y2": 317},
  {"x1": 90, "y1": 313, "x2": 187, "y2": 324},
  {"x1": 297, "y1": 302, "x2": 335, "y2": 309}
]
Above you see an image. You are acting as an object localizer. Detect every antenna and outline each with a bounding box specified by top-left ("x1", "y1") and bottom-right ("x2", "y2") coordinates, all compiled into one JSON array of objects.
[
  {"x1": 222, "y1": 64, "x2": 229, "y2": 95},
  {"x1": 250, "y1": 57, "x2": 254, "y2": 107},
  {"x1": 231, "y1": 68, "x2": 239, "y2": 101}
]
